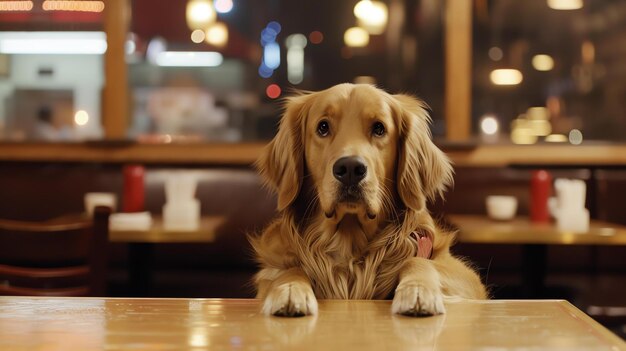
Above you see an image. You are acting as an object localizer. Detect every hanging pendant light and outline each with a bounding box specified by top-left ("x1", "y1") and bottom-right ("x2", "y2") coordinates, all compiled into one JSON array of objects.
[
  {"x1": 353, "y1": 0, "x2": 388, "y2": 34},
  {"x1": 186, "y1": 0, "x2": 216, "y2": 31}
]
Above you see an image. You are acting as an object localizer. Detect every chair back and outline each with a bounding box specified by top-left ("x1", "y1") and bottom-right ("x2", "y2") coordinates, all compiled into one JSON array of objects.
[{"x1": 0, "y1": 207, "x2": 109, "y2": 296}]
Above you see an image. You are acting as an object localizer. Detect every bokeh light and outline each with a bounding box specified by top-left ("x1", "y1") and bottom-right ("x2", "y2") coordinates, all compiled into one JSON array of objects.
[
  {"x1": 547, "y1": 0, "x2": 583, "y2": 10},
  {"x1": 186, "y1": 0, "x2": 216, "y2": 30},
  {"x1": 74, "y1": 110, "x2": 89, "y2": 126},
  {"x1": 532, "y1": 54, "x2": 554, "y2": 71},
  {"x1": 353, "y1": 0, "x2": 388, "y2": 34},
  {"x1": 42, "y1": 0, "x2": 103, "y2": 12},
  {"x1": 490, "y1": 69, "x2": 523, "y2": 85},
  {"x1": 569, "y1": 129, "x2": 583, "y2": 145},
  {"x1": 309, "y1": 31, "x2": 323, "y2": 44},
  {"x1": 214, "y1": 0, "x2": 233, "y2": 13},
  {"x1": 286, "y1": 34, "x2": 307, "y2": 84},
  {"x1": 0, "y1": 1, "x2": 34, "y2": 11},
  {"x1": 545, "y1": 134, "x2": 568, "y2": 142},
  {"x1": 488, "y1": 47, "x2": 503, "y2": 61},
  {"x1": 266, "y1": 21, "x2": 282, "y2": 34},
  {"x1": 263, "y1": 42, "x2": 280, "y2": 69},
  {"x1": 480, "y1": 116, "x2": 499, "y2": 135},
  {"x1": 266, "y1": 84, "x2": 281, "y2": 99},
  {"x1": 190, "y1": 29, "x2": 205, "y2": 43},
  {"x1": 344, "y1": 27, "x2": 369, "y2": 47},
  {"x1": 258, "y1": 64, "x2": 273, "y2": 78},
  {"x1": 205, "y1": 22, "x2": 228, "y2": 47}
]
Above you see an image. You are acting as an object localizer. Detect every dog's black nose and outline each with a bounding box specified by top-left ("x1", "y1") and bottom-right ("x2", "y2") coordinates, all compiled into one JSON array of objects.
[{"x1": 333, "y1": 156, "x2": 367, "y2": 186}]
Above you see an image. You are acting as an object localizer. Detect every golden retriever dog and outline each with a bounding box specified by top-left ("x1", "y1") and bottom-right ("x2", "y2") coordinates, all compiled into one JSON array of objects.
[{"x1": 251, "y1": 83, "x2": 486, "y2": 317}]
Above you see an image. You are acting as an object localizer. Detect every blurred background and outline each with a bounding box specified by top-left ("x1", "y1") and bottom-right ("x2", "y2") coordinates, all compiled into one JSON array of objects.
[
  {"x1": 0, "y1": 0, "x2": 625, "y2": 340},
  {"x1": 0, "y1": 0, "x2": 624, "y2": 143}
]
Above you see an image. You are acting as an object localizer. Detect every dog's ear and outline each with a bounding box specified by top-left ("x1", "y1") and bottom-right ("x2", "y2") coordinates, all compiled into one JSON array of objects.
[
  {"x1": 392, "y1": 94, "x2": 453, "y2": 212},
  {"x1": 256, "y1": 94, "x2": 310, "y2": 211}
]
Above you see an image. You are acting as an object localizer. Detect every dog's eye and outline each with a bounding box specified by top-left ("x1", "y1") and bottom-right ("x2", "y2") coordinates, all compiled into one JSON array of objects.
[
  {"x1": 372, "y1": 122, "x2": 386, "y2": 137},
  {"x1": 317, "y1": 120, "x2": 330, "y2": 137}
]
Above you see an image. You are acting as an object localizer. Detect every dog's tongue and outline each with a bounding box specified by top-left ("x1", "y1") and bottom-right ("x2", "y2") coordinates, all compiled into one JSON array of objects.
[{"x1": 410, "y1": 230, "x2": 433, "y2": 259}]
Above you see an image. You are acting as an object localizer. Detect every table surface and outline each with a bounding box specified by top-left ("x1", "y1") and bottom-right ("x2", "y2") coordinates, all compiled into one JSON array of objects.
[
  {"x1": 448, "y1": 214, "x2": 626, "y2": 245},
  {"x1": 108, "y1": 216, "x2": 224, "y2": 243},
  {"x1": 0, "y1": 297, "x2": 623, "y2": 351}
]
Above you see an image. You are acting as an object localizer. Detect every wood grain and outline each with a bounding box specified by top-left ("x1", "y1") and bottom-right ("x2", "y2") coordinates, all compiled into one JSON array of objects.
[
  {"x1": 2, "y1": 143, "x2": 626, "y2": 166},
  {"x1": 444, "y1": 0, "x2": 472, "y2": 141},
  {"x1": 103, "y1": 0, "x2": 130, "y2": 139},
  {"x1": 0, "y1": 297, "x2": 623, "y2": 350},
  {"x1": 449, "y1": 214, "x2": 626, "y2": 245},
  {"x1": 109, "y1": 216, "x2": 224, "y2": 243}
]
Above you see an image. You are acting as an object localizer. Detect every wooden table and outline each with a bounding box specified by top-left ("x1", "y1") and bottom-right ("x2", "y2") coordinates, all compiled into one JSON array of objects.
[
  {"x1": 0, "y1": 297, "x2": 623, "y2": 350},
  {"x1": 448, "y1": 215, "x2": 626, "y2": 297},
  {"x1": 448, "y1": 214, "x2": 626, "y2": 245},
  {"x1": 109, "y1": 216, "x2": 225, "y2": 296},
  {"x1": 108, "y1": 216, "x2": 224, "y2": 243}
]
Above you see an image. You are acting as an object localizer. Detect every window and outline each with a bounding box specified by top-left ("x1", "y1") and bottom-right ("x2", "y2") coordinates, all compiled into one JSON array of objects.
[
  {"x1": 126, "y1": 0, "x2": 446, "y2": 142},
  {"x1": 473, "y1": 0, "x2": 626, "y2": 143},
  {"x1": 0, "y1": 0, "x2": 105, "y2": 141}
]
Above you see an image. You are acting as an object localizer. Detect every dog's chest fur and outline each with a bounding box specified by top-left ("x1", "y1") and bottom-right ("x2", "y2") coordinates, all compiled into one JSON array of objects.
[{"x1": 294, "y1": 217, "x2": 418, "y2": 300}]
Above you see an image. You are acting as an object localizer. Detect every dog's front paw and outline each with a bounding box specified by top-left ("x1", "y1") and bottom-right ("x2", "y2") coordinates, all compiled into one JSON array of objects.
[
  {"x1": 262, "y1": 281, "x2": 318, "y2": 317},
  {"x1": 391, "y1": 281, "x2": 445, "y2": 317}
]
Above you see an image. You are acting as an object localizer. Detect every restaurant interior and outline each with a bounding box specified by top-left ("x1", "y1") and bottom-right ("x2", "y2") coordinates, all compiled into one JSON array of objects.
[{"x1": 1, "y1": 0, "x2": 626, "y2": 347}]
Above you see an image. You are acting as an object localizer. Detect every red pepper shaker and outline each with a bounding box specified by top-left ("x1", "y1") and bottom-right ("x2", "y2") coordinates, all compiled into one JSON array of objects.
[
  {"x1": 123, "y1": 164, "x2": 145, "y2": 213},
  {"x1": 530, "y1": 170, "x2": 552, "y2": 223}
]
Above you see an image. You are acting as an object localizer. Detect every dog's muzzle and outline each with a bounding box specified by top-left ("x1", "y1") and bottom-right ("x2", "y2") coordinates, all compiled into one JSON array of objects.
[{"x1": 333, "y1": 156, "x2": 367, "y2": 187}]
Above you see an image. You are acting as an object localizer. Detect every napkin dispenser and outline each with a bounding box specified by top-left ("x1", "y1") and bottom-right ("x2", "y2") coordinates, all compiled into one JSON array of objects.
[
  {"x1": 550, "y1": 179, "x2": 589, "y2": 233},
  {"x1": 163, "y1": 173, "x2": 200, "y2": 231}
]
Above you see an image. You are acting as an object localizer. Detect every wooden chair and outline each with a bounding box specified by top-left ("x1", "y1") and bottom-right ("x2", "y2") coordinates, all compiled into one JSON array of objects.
[{"x1": 0, "y1": 206, "x2": 110, "y2": 296}]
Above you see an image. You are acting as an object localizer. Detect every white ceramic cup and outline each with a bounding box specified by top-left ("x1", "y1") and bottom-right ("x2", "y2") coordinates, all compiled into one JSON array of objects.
[
  {"x1": 485, "y1": 195, "x2": 518, "y2": 221},
  {"x1": 84, "y1": 192, "x2": 117, "y2": 216}
]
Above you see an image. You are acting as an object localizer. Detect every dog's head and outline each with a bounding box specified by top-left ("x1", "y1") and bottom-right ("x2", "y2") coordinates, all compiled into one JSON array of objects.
[{"x1": 257, "y1": 84, "x2": 452, "y2": 222}]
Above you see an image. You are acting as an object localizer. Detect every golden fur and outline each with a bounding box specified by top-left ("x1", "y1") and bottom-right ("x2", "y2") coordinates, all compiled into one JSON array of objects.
[{"x1": 251, "y1": 84, "x2": 486, "y2": 317}]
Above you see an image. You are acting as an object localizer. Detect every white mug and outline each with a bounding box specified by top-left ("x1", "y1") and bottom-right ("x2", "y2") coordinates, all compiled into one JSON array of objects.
[{"x1": 485, "y1": 195, "x2": 518, "y2": 221}]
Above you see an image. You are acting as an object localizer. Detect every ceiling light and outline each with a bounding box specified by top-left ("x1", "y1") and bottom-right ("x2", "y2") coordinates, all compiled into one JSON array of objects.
[
  {"x1": 146, "y1": 37, "x2": 167, "y2": 64},
  {"x1": 480, "y1": 116, "x2": 499, "y2": 135},
  {"x1": 0, "y1": 31, "x2": 106, "y2": 54},
  {"x1": 0, "y1": 1, "x2": 33, "y2": 11},
  {"x1": 214, "y1": 0, "x2": 233, "y2": 14},
  {"x1": 286, "y1": 34, "x2": 307, "y2": 85},
  {"x1": 532, "y1": 54, "x2": 554, "y2": 71},
  {"x1": 190, "y1": 29, "x2": 205, "y2": 43},
  {"x1": 263, "y1": 42, "x2": 280, "y2": 70},
  {"x1": 354, "y1": 0, "x2": 388, "y2": 34},
  {"x1": 545, "y1": 134, "x2": 568, "y2": 142},
  {"x1": 74, "y1": 110, "x2": 89, "y2": 126},
  {"x1": 490, "y1": 69, "x2": 523, "y2": 86},
  {"x1": 205, "y1": 22, "x2": 228, "y2": 47},
  {"x1": 186, "y1": 0, "x2": 216, "y2": 30},
  {"x1": 344, "y1": 27, "x2": 369, "y2": 48},
  {"x1": 547, "y1": 0, "x2": 583, "y2": 10},
  {"x1": 42, "y1": 1, "x2": 104, "y2": 12},
  {"x1": 155, "y1": 51, "x2": 223, "y2": 67}
]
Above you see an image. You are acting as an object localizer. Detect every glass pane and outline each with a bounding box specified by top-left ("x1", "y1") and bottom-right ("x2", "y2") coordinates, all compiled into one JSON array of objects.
[
  {"x1": 0, "y1": 0, "x2": 105, "y2": 141},
  {"x1": 473, "y1": 0, "x2": 626, "y2": 144},
  {"x1": 127, "y1": 0, "x2": 445, "y2": 142}
]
